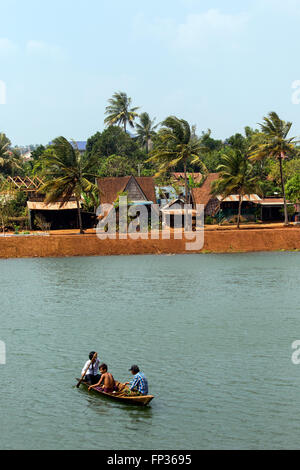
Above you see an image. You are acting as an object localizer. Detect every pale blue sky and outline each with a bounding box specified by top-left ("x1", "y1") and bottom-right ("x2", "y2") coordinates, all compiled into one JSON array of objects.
[{"x1": 1, "y1": 0, "x2": 300, "y2": 145}]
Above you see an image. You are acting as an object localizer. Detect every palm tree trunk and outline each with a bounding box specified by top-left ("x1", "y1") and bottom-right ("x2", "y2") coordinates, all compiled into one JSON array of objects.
[
  {"x1": 1, "y1": 212, "x2": 4, "y2": 235},
  {"x1": 76, "y1": 198, "x2": 84, "y2": 234},
  {"x1": 184, "y1": 160, "x2": 188, "y2": 204},
  {"x1": 237, "y1": 194, "x2": 243, "y2": 229},
  {"x1": 279, "y1": 156, "x2": 289, "y2": 226}
]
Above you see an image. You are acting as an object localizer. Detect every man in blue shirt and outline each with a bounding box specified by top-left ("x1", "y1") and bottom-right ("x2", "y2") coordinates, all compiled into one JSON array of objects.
[{"x1": 125, "y1": 365, "x2": 149, "y2": 396}]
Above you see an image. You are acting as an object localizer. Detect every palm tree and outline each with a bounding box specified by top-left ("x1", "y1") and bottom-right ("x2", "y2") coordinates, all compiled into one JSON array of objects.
[
  {"x1": 147, "y1": 116, "x2": 207, "y2": 203},
  {"x1": 0, "y1": 134, "x2": 22, "y2": 176},
  {"x1": 211, "y1": 150, "x2": 260, "y2": 229},
  {"x1": 135, "y1": 112, "x2": 158, "y2": 153},
  {"x1": 104, "y1": 92, "x2": 139, "y2": 133},
  {"x1": 0, "y1": 133, "x2": 11, "y2": 167},
  {"x1": 249, "y1": 112, "x2": 298, "y2": 225},
  {"x1": 40, "y1": 137, "x2": 97, "y2": 234}
]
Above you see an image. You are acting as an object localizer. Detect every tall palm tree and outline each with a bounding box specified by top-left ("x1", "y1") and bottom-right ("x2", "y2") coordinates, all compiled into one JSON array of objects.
[
  {"x1": 104, "y1": 92, "x2": 139, "y2": 133},
  {"x1": 135, "y1": 112, "x2": 159, "y2": 153},
  {"x1": 40, "y1": 137, "x2": 97, "y2": 234},
  {"x1": 249, "y1": 112, "x2": 298, "y2": 225},
  {"x1": 0, "y1": 133, "x2": 11, "y2": 167},
  {"x1": 211, "y1": 150, "x2": 260, "y2": 229},
  {"x1": 147, "y1": 116, "x2": 207, "y2": 203},
  {"x1": 0, "y1": 134, "x2": 22, "y2": 176}
]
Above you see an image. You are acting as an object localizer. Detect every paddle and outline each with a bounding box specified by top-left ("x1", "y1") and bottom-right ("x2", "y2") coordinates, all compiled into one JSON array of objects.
[{"x1": 76, "y1": 353, "x2": 98, "y2": 388}]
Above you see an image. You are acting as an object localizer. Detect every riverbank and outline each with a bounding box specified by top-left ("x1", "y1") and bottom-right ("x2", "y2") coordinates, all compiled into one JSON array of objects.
[{"x1": 0, "y1": 226, "x2": 299, "y2": 258}]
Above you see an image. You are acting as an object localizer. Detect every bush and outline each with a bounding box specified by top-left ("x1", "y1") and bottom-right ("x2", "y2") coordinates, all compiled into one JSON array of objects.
[
  {"x1": 6, "y1": 217, "x2": 29, "y2": 231},
  {"x1": 205, "y1": 216, "x2": 215, "y2": 225},
  {"x1": 34, "y1": 215, "x2": 52, "y2": 232}
]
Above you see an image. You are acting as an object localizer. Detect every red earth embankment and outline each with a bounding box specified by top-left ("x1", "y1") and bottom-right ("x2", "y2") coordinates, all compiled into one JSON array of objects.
[{"x1": 0, "y1": 227, "x2": 299, "y2": 259}]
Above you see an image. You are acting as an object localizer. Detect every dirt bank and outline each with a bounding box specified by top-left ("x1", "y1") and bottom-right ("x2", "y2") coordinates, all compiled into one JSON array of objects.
[{"x1": 0, "y1": 227, "x2": 299, "y2": 259}]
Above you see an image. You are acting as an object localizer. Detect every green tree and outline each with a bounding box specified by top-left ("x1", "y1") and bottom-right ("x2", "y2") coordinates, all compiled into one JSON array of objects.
[
  {"x1": 249, "y1": 112, "x2": 298, "y2": 225},
  {"x1": 0, "y1": 133, "x2": 10, "y2": 167},
  {"x1": 0, "y1": 134, "x2": 22, "y2": 176},
  {"x1": 135, "y1": 112, "x2": 159, "y2": 153},
  {"x1": 87, "y1": 126, "x2": 144, "y2": 160},
  {"x1": 286, "y1": 174, "x2": 300, "y2": 204},
  {"x1": 31, "y1": 145, "x2": 46, "y2": 162},
  {"x1": 40, "y1": 137, "x2": 97, "y2": 234},
  {"x1": 104, "y1": 92, "x2": 139, "y2": 132},
  {"x1": 226, "y1": 133, "x2": 248, "y2": 152},
  {"x1": 148, "y1": 116, "x2": 207, "y2": 203},
  {"x1": 268, "y1": 158, "x2": 300, "y2": 186},
  {"x1": 200, "y1": 129, "x2": 223, "y2": 152},
  {"x1": 211, "y1": 150, "x2": 260, "y2": 229},
  {"x1": 99, "y1": 155, "x2": 136, "y2": 177}
]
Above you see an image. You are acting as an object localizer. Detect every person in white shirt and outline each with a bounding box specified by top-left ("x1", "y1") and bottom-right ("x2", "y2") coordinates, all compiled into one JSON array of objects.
[{"x1": 81, "y1": 351, "x2": 101, "y2": 385}]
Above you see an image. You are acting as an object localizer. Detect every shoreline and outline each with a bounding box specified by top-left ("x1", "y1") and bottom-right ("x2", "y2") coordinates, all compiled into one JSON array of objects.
[{"x1": 0, "y1": 226, "x2": 299, "y2": 259}]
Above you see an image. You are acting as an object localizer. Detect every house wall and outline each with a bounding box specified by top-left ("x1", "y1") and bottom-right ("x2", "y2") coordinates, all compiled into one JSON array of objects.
[{"x1": 126, "y1": 178, "x2": 147, "y2": 201}]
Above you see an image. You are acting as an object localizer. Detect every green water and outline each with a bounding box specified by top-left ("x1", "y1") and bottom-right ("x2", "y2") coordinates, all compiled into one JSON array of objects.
[{"x1": 0, "y1": 252, "x2": 300, "y2": 450}]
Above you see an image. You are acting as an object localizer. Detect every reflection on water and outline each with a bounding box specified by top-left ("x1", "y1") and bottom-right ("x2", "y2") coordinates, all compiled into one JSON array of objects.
[{"x1": 0, "y1": 252, "x2": 300, "y2": 450}]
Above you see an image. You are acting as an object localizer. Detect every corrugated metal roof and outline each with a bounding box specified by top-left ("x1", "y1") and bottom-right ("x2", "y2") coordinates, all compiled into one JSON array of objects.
[
  {"x1": 27, "y1": 201, "x2": 78, "y2": 211},
  {"x1": 217, "y1": 194, "x2": 262, "y2": 202},
  {"x1": 259, "y1": 198, "x2": 291, "y2": 206}
]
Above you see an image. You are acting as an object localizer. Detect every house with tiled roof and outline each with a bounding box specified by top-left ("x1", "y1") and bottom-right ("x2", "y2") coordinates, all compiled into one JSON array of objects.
[
  {"x1": 191, "y1": 173, "x2": 292, "y2": 223},
  {"x1": 97, "y1": 176, "x2": 156, "y2": 207},
  {"x1": 96, "y1": 176, "x2": 157, "y2": 231},
  {"x1": 191, "y1": 173, "x2": 220, "y2": 216}
]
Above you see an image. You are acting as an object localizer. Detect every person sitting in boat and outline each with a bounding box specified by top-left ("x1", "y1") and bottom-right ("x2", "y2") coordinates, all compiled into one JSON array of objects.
[
  {"x1": 88, "y1": 363, "x2": 117, "y2": 393},
  {"x1": 125, "y1": 365, "x2": 149, "y2": 396},
  {"x1": 81, "y1": 351, "x2": 101, "y2": 385}
]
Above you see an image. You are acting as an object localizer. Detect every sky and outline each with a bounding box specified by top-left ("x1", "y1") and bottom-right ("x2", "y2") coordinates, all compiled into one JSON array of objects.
[{"x1": 1, "y1": 0, "x2": 300, "y2": 146}]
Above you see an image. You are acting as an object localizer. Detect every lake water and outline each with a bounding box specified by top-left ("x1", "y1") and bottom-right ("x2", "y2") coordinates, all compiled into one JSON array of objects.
[{"x1": 0, "y1": 252, "x2": 300, "y2": 450}]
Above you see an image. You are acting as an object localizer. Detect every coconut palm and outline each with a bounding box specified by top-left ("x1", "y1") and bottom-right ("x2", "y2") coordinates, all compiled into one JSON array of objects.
[
  {"x1": 0, "y1": 133, "x2": 11, "y2": 167},
  {"x1": 147, "y1": 116, "x2": 207, "y2": 203},
  {"x1": 40, "y1": 137, "x2": 97, "y2": 234},
  {"x1": 211, "y1": 150, "x2": 260, "y2": 229},
  {"x1": 104, "y1": 92, "x2": 139, "y2": 133},
  {"x1": 249, "y1": 112, "x2": 298, "y2": 225},
  {"x1": 0, "y1": 134, "x2": 22, "y2": 176},
  {"x1": 135, "y1": 112, "x2": 159, "y2": 153}
]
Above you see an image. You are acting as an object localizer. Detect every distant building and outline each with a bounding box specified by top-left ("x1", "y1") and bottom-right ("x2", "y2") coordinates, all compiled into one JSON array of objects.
[{"x1": 22, "y1": 151, "x2": 33, "y2": 161}]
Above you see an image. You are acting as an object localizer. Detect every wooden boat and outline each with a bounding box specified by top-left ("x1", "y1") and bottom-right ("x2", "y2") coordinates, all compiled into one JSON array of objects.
[{"x1": 76, "y1": 379, "x2": 154, "y2": 406}]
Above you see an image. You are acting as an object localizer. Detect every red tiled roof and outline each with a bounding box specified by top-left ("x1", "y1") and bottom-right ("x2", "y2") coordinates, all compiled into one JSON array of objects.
[
  {"x1": 191, "y1": 173, "x2": 220, "y2": 207},
  {"x1": 97, "y1": 176, "x2": 156, "y2": 205}
]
